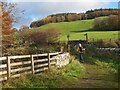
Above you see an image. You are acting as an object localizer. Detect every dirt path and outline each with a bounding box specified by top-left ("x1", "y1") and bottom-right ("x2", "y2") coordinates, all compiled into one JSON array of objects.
[{"x1": 67, "y1": 63, "x2": 119, "y2": 88}]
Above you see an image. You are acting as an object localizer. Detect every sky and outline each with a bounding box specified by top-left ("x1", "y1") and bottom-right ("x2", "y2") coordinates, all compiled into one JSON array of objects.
[{"x1": 4, "y1": 0, "x2": 120, "y2": 29}]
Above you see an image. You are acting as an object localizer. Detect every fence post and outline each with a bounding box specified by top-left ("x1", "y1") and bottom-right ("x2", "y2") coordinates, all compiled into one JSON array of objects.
[
  {"x1": 31, "y1": 55, "x2": 34, "y2": 74},
  {"x1": 48, "y1": 53, "x2": 50, "y2": 69},
  {"x1": 7, "y1": 56, "x2": 11, "y2": 80}
]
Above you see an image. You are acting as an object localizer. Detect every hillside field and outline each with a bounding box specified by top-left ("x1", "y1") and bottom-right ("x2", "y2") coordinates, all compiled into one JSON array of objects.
[{"x1": 31, "y1": 18, "x2": 119, "y2": 41}]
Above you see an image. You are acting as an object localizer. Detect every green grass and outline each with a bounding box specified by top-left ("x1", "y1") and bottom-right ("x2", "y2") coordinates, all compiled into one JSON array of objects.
[
  {"x1": 30, "y1": 17, "x2": 119, "y2": 41},
  {"x1": 60, "y1": 31, "x2": 119, "y2": 41},
  {"x1": 32, "y1": 19, "x2": 94, "y2": 35},
  {"x1": 3, "y1": 46, "x2": 119, "y2": 88},
  {"x1": 3, "y1": 57, "x2": 85, "y2": 88},
  {"x1": 84, "y1": 45, "x2": 120, "y2": 74},
  {"x1": 66, "y1": 46, "x2": 119, "y2": 88}
]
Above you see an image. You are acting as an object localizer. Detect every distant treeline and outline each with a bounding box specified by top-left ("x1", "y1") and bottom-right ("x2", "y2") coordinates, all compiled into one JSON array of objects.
[{"x1": 30, "y1": 8, "x2": 119, "y2": 28}]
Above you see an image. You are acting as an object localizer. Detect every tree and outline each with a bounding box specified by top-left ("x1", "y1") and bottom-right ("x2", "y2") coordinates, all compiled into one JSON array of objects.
[
  {"x1": 12, "y1": 28, "x2": 18, "y2": 32},
  {"x1": 66, "y1": 14, "x2": 73, "y2": 22},
  {"x1": 43, "y1": 16, "x2": 52, "y2": 23},
  {"x1": 93, "y1": 18, "x2": 107, "y2": 30},
  {"x1": 30, "y1": 31, "x2": 47, "y2": 47},
  {"x1": 56, "y1": 16, "x2": 62, "y2": 22},
  {"x1": 61, "y1": 16, "x2": 65, "y2": 22},
  {"x1": 72, "y1": 14, "x2": 79, "y2": 21},
  {"x1": 108, "y1": 15, "x2": 118, "y2": 30},
  {"x1": 30, "y1": 21, "x2": 36, "y2": 28},
  {"x1": 45, "y1": 28, "x2": 60, "y2": 44},
  {"x1": 19, "y1": 25, "x2": 29, "y2": 31},
  {"x1": 93, "y1": 15, "x2": 119, "y2": 31},
  {"x1": 0, "y1": 2, "x2": 15, "y2": 55},
  {"x1": 51, "y1": 16, "x2": 57, "y2": 23}
]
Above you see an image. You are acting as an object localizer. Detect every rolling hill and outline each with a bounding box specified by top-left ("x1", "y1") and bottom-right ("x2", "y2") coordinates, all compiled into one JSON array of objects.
[{"x1": 30, "y1": 17, "x2": 119, "y2": 41}]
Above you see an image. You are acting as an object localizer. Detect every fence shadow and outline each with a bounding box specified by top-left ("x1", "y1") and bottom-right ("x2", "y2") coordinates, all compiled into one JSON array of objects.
[{"x1": 70, "y1": 29, "x2": 119, "y2": 33}]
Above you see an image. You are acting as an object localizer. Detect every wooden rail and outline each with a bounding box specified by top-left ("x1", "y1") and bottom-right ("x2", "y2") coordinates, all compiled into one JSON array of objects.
[{"x1": 0, "y1": 52, "x2": 61, "y2": 82}]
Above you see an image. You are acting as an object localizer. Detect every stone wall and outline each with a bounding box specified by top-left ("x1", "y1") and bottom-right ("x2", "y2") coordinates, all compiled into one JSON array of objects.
[
  {"x1": 96, "y1": 48, "x2": 120, "y2": 55},
  {"x1": 54, "y1": 53, "x2": 70, "y2": 67}
]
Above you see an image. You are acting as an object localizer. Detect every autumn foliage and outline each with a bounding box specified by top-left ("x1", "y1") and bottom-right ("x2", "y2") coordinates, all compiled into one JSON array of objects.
[
  {"x1": 30, "y1": 9, "x2": 119, "y2": 28},
  {"x1": 30, "y1": 31, "x2": 47, "y2": 46},
  {"x1": 45, "y1": 28, "x2": 60, "y2": 43},
  {"x1": 93, "y1": 15, "x2": 119, "y2": 31},
  {"x1": 1, "y1": 2, "x2": 15, "y2": 54},
  {"x1": 30, "y1": 28, "x2": 60, "y2": 47}
]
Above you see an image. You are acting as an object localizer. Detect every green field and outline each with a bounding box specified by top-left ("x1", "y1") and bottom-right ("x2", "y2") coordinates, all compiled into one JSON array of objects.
[
  {"x1": 60, "y1": 31, "x2": 119, "y2": 41},
  {"x1": 31, "y1": 18, "x2": 119, "y2": 41}
]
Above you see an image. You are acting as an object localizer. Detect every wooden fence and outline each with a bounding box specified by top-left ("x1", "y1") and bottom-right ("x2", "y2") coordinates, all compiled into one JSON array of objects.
[{"x1": 0, "y1": 52, "x2": 61, "y2": 82}]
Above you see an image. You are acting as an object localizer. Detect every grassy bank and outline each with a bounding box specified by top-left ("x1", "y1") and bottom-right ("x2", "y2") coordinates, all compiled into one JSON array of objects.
[
  {"x1": 3, "y1": 56, "x2": 85, "y2": 88},
  {"x1": 85, "y1": 46, "x2": 119, "y2": 72},
  {"x1": 67, "y1": 46, "x2": 119, "y2": 88}
]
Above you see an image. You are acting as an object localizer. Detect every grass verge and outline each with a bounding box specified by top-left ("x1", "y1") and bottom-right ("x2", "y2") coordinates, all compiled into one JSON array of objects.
[
  {"x1": 3, "y1": 56, "x2": 85, "y2": 88},
  {"x1": 84, "y1": 46, "x2": 120, "y2": 75}
]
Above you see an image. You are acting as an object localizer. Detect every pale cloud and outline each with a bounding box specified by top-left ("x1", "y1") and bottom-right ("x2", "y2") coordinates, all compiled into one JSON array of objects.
[{"x1": 7, "y1": 1, "x2": 117, "y2": 29}]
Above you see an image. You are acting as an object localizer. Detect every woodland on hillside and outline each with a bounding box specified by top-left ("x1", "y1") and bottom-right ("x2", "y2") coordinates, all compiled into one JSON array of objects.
[{"x1": 30, "y1": 9, "x2": 119, "y2": 28}]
